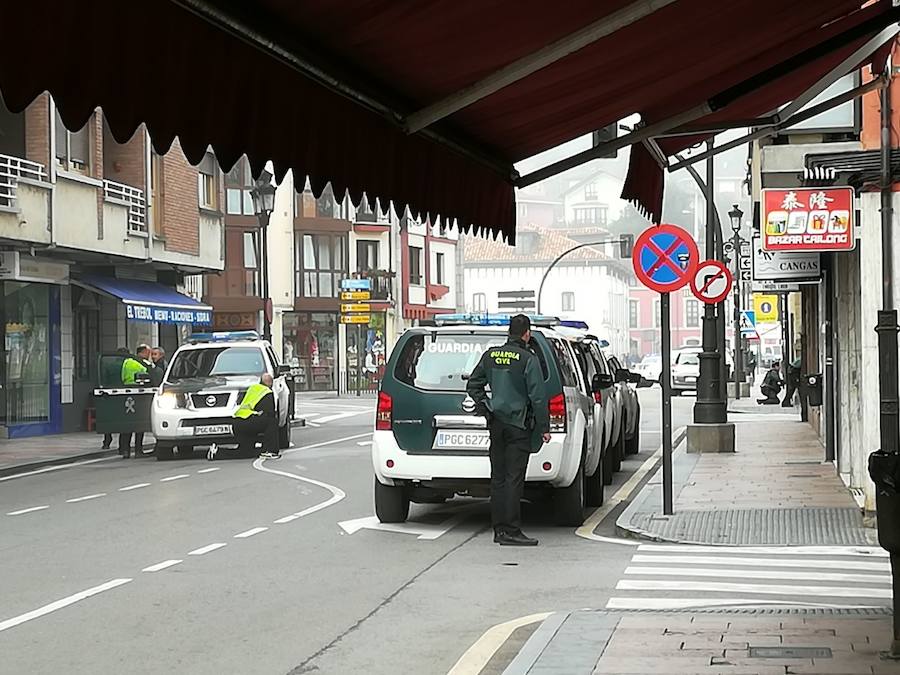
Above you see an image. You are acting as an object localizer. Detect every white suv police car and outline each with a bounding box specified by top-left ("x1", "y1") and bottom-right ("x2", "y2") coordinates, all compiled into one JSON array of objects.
[{"x1": 151, "y1": 331, "x2": 291, "y2": 460}]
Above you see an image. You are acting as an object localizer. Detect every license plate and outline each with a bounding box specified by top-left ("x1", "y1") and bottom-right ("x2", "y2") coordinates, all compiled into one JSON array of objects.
[
  {"x1": 433, "y1": 430, "x2": 490, "y2": 450},
  {"x1": 194, "y1": 424, "x2": 232, "y2": 436},
  {"x1": 685, "y1": 377, "x2": 696, "y2": 383}
]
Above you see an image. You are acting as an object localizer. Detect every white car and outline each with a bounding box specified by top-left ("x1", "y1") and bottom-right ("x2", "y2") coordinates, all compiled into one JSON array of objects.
[
  {"x1": 151, "y1": 331, "x2": 291, "y2": 459},
  {"x1": 372, "y1": 315, "x2": 603, "y2": 526},
  {"x1": 636, "y1": 354, "x2": 662, "y2": 383},
  {"x1": 671, "y1": 347, "x2": 734, "y2": 394}
]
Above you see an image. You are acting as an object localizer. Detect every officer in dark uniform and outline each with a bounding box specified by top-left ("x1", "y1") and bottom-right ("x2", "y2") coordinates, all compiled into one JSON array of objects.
[{"x1": 467, "y1": 315, "x2": 550, "y2": 546}]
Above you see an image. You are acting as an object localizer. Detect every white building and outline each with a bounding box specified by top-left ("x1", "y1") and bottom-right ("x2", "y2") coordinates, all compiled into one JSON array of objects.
[{"x1": 463, "y1": 225, "x2": 631, "y2": 357}]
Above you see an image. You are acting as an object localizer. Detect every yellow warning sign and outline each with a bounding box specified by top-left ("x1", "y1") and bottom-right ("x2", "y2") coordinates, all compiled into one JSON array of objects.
[{"x1": 753, "y1": 294, "x2": 779, "y2": 323}]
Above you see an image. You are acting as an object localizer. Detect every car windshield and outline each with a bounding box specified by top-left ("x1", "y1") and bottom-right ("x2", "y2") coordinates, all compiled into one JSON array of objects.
[
  {"x1": 168, "y1": 347, "x2": 265, "y2": 380},
  {"x1": 679, "y1": 352, "x2": 700, "y2": 366},
  {"x1": 642, "y1": 355, "x2": 661, "y2": 364}
]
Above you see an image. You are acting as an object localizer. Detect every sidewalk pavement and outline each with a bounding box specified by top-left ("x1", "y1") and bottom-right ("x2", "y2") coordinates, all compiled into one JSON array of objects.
[
  {"x1": 616, "y1": 399, "x2": 874, "y2": 546},
  {"x1": 500, "y1": 610, "x2": 898, "y2": 674},
  {"x1": 0, "y1": 432, "x2": 123, "y2": 476}
]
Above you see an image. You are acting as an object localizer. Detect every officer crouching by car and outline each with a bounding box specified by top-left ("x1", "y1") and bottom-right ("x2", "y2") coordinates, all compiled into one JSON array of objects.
[
  {"x1": 466, "y1": 314, "x2": 550, "y2": 547},
  {"x1": 231, "y1": 372, "x2": 280, "y2": 459}
]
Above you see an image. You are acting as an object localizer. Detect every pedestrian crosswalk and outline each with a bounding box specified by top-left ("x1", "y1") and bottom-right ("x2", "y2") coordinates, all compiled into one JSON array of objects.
[{"x1": 606, "y1": 543, "x2": 893, "y2": 611}]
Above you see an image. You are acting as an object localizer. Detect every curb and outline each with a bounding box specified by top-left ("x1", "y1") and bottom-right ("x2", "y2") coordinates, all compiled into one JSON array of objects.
[{"x1": 0, "y1": 448, "x2": 120, "y2": 478}]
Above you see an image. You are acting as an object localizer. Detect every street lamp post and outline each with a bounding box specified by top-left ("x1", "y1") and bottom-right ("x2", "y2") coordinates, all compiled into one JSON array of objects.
[
  {"x1": 729, "y1": 204, "x2": 744, "y2": 400},
  {"x1": 251, "y1": 169, "x2": 277, "y2": 343}
]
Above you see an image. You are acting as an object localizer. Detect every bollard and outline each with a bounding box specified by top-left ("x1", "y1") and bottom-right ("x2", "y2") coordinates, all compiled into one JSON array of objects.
[{"x1": 869, "y1": 449, "x2": 900, "y2": 660}]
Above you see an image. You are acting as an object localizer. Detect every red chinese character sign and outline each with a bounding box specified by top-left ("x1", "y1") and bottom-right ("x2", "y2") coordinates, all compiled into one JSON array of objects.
[
  {"x1": 633, "y1": 224, "x2": 699, "y2": 293},
  {"x1": 762, "y1": 187, "x2": 855, "y2": 252}
]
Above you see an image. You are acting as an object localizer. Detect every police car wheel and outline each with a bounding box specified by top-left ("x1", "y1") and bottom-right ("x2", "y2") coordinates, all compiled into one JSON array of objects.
[
  {"x1": 374, "y1": 478, "x2": 410, "y2": 523},
  {"x1": 156, "y1": 444, "x2": 175, "y2": 461},
  {"x1": 585, "y1": 457, "x2": 604, "y2": 507},
  {"x1": 553, "y1": 461, "x2": 585, "y2": 526}
]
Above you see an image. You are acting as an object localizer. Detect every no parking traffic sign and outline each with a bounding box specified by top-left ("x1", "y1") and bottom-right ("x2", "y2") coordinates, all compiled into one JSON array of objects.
[
  {"x1": 632, "y1": 224, "x2": 699, "y2": 293},
  {"x1": 690, "y1": 259, "x2": 732, "y2": 305}
]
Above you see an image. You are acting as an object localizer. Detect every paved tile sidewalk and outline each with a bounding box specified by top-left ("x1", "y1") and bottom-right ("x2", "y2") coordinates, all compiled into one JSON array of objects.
[
  {"x1": 503, "y1": 610, "x2": 900, "y2": 674},
  {"x1": 616, "y1": 406, "x2": 873, "y2": 545}
]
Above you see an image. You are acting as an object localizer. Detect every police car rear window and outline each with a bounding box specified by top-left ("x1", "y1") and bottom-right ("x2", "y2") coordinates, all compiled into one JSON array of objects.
[
  {"x1": 169, "y1": 347, "x2": 265, "y2": 380},
  {"x1": 394, "y1": 334, "x2": 548, "y2": 391}
]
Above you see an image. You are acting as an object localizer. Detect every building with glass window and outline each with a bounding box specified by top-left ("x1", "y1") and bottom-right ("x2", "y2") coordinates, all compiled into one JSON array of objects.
[{"x1": 0, "y1": 92, "x2": 223, "y2": 437}]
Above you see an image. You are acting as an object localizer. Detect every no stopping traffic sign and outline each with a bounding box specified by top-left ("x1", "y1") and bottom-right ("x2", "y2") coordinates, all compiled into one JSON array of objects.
[{"x1": 632, "y1": 224, "x2": 699, "y2": 293}]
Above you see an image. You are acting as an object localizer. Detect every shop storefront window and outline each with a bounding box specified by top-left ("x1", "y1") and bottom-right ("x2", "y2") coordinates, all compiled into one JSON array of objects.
[
  {"x1": 346, "y1": 312, "x2": 386, "y2": 394},
  {"x1": 4, "y1": 282, "x2": 50, "y2": 424},
  {"x1": 284, "y1": 312, "x2": 338, "y2": 391}
]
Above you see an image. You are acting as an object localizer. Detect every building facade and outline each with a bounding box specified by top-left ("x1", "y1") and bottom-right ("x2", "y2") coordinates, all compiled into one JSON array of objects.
[{"x1": 0, "y1": 93, "x2": 223, "y2": 436}]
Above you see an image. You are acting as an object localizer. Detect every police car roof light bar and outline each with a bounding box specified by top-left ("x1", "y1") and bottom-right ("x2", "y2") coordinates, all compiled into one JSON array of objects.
[
  {"x1": 187, "y1": 330, "x2": 260, "y2": 343},
  {"x1": 433, "y1": 313, "x2": 560, "y2": 327}
]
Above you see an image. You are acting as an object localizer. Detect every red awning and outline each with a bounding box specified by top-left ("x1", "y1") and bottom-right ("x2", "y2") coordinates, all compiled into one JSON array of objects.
[{"x1": 1, "y1": 1, "x2": 896, "y2": 238}]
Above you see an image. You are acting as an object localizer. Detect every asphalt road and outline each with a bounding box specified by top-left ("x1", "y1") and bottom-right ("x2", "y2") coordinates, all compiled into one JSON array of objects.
[{"x1": 7, "y1": 389, "x2": 876, "y2": 675}]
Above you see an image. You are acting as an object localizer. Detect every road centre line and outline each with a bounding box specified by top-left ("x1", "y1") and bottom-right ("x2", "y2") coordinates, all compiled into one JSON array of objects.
[
  {"x1": 66, "y1": 493, "x2": 106, "y2": 503},
  {"x1": 197, "y1": 467, "x2": 220, "y2": 474},
  {"x1": 234, "y1": 527, "x2": 268, "y2": 538},
  {"x1": 0, "y1": 578, "x2": 132, "y2": 633},
  {"x1": 6, "y1": 505, "x2": 49, "y2": 516},
  {"x1": 160, "y1": 474, "x2": 189, "y2": 482},
  {"x1": 188, "y1": 543, "x2": 227, "y2": 556},
  {"x1": 119, "y1": 482, "x2": 151, "y2": 491},
  {"x1": 142, "y1": 560, "x2": 182, "y2": 572}
]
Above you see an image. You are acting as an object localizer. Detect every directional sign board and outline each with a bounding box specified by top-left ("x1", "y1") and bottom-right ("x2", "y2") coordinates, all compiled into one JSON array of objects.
[
  {"x1": 341, "y1": 291, "x2": 371, "y2": 301},
  {"x1": 340, "y1": 278, "x2": 372, "y2": 291},
  {"x1": 690, "y1": 260, "x2": 732, "y2": 305},
  {"x1": 341, "y1": 303, "x2": 371, "y2": 313},
  {"x1": 739, "y1": 310, "x2": 757, "y2": 335},
  {"x1": 633, "y1": 224, "x2": 699, "y2": 293},
  {"x1": 340, "y1": 314, "x2": 370, "y2": 324}
]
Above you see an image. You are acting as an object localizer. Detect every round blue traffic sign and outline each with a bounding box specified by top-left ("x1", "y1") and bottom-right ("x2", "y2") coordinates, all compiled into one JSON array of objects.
[{"x1": 632, "y1": 224, "x2": 699, "y2": 293}]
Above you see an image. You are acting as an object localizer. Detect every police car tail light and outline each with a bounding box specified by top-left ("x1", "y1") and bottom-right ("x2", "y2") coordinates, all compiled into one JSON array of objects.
[
  {"x1": 376, "y1": 391, "x2": 392, "y2": 430},
  {"x1": 548, "y1": 393, "x2": 566, "y2": 432},
  {"x1": 593, "y1": 390, "x2": 602, "y2": 405}
]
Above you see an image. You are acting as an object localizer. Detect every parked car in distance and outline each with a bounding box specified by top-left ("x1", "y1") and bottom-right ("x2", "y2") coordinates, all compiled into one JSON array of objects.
[{"x1": 636, "y1": 354, "x2": 662, "y2": 383}]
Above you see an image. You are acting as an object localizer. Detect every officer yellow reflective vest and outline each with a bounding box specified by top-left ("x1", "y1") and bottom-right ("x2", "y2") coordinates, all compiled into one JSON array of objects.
[
  {"x1": 121, "y1": 357, "x2": 149, "y2": 385},
  {"x1": 233, "y1": 383, "x2": 273, "y2": 419}
]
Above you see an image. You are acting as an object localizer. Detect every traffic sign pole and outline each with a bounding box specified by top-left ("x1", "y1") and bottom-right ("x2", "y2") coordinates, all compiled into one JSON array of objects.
[{"x1": 660, "y1": 292, "x2": 673, "y2": 516}]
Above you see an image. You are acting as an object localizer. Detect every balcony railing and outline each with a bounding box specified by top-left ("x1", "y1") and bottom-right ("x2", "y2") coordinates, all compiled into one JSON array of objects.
[
  {"x1": 103, "y1": 179, "x2": 147, "y2": 233},
  {"x1": 0, "y1": 154, "x2": 47, "y2": 209},
  {"x1": 357, "y1": 271, "x2": 393, "y2": 301}
]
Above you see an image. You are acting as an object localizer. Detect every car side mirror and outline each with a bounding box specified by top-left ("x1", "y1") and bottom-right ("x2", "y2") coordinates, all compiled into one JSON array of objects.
[
  {"x1": 627, "y1": 372, "x2": 642, "y2": 384},
  {"x1": 636, "y1": 376, "x2": 653, "y2": 388},
  {"x1": 134, "y1": 371, "x2": 151, "y2": 386},
  {"x1": 614, "y1": 368, "x2": 629, "y2": 384},
  {"x1": 592, "y1": 373, "x2": 614, "y2": 392}
]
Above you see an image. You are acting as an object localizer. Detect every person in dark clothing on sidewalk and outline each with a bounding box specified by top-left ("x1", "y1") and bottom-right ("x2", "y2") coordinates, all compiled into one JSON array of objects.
[
  {"x1": 757, "y1": 360, "x2": 784, "y2": 405},
  {"x1": 782, "y1": 356, "x2": 801, "y2": 407},
  {"x1": 231, "y1": 372, "x2": 280, "y2": 459},
  {"x1": 467, "y1": 314, "x2": 550, "y2": 547}
]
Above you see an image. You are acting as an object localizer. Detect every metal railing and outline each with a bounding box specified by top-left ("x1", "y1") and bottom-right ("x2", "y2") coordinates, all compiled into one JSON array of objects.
[
  {"x1": 103, "y1": 179, "x2": 147, "y2": 233},
  {"x1": 0, "y1": 154, "x2": 47, "y2": 209}
]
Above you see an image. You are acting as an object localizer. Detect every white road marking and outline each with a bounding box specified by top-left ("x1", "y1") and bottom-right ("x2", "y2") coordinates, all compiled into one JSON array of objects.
[
  {"x1": 306, "y1": 422, "x2": 321, "y2": 427},
  {"x1": 188, "y1": 543, "x2": 227, "y2": 556},
  {"x1": 615, "y1": 579, "x2": 892, "y2": 599},
  {"x1": 339, "y1": 510, "x2": 472, "y2": 540},
  {"x1": 0, "y1": 456, "x2": 116, "y2": 482},
  {"x1": 576, "y1": 426, "x2": 687, "y2": 545},
  {"x1": 197, "y1": 467, "x2": 220, "y2": 474},
  {"x1": 274, "y1": 514, "x2": 300, "y2": 524},
  {"x1": 284, "y1": 431, "x2": 373, "y2": 455},
  {"x1": 119, "y1": 482, "x2": 151, "y2": 492},
  {"x1": 314, "y1": 410, "x2": 370, "y2": 424},
  {"x1": 234, "y1": 527, "x2": 268, "y2": 539},
  {"x1": 624, "y1": 566, "x2": 890, "y2": 585},
  {"x1": 637, "y1": 543, "x2": 890, "y2": 557},
  {"x1": 302, "y1": 412, "x2": 321, "y2": 419},
  {"x1": 160, "y1": 474, "x2": 189, "y2": 482},
  {"x1": 252, "y1": 459, "x2": 346, "y2": 520},
  {"x1": 6, "y1": 505, "x2": 49, "y2": 516},
  {"x1": 0, "y1": 578, "x2": 132, "y2": 633},
  {"x1": 142, "y1": 559, "x2": 182, "y2": 572},
  {"x1": 65, "y1": 493, "x2": 106, "y2": 503},
  {"x1": 356, "y1": 440, "x2": 373, "y2": 446},
  {"x1": 605, "y1": 597, "x2": 886, "y2": 611},
  {"x1": 631, "y1": 554, "x2": 892, "y2": 571},
  {"x1": 446, "y1": 612, "x2": 552, "y2": 675}
]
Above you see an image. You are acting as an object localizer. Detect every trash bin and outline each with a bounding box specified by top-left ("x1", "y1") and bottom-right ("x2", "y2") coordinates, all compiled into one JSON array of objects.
[
  {"x1": 805, "y1": 373, "x2": 823, "y2": 407},
  {"x1": 869, "y1": 450, "x2": 900, "y2": 552},
  {"x1": 94, "y1": 352, "x2": 154, "y2": 434}
]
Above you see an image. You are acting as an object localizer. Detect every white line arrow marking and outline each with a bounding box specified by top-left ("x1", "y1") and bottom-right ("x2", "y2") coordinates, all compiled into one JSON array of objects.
[{"x1": 338, "y1": 510, "x2": 471, "y2": 541}]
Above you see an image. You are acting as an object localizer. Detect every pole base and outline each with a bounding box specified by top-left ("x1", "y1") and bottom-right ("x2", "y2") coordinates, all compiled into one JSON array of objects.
[
  {"x1": 726, "y1": 382, "x2": 751, "y2": 399},
  {"x1": 687, "y1": 423, "x2": 736, "y2": 453}
]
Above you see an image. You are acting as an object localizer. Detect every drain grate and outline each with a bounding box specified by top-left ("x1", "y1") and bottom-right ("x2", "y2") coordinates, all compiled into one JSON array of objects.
[{"x1": 749, "y1": 646, "x2": 832, "y2": 659}]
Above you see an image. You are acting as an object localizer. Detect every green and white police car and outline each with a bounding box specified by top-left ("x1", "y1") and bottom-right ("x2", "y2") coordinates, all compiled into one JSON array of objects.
[{"x1": 372, "y1": 314, "x2": 608, "y2": 527}]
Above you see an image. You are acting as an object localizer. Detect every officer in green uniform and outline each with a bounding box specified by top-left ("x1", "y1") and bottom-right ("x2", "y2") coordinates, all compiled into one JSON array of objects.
[
  {"x1": 118, "y1": 344, "x2": 152, "y2": 458},
  {"x1": 232, "y1": 372, "x2": 279, "y2": 458},
  {"x1": 467, "y1": 315, "x2": 550, "y2": 546}
]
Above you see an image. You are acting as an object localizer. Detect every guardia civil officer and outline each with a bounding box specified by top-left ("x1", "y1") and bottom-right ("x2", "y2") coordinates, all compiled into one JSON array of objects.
[
  {"x1": 466, "y1": 314, "x2": 550, "y2": 546},
  {"x1": 231, "y1": 372, "x2": 280, "y2": 458}
]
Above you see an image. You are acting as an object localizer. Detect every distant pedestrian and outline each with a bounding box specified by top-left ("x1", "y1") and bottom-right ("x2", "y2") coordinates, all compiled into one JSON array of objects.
[
  {"x1": 782, "y1": 356, "x2": 801, "y2": 407},
  {"x1": 467, "y1": 314, "x2": 550, "y2": 547},
  {"x1": 118, "y1": 344, "x2": 152, "y2": 458},
  {"x1": 231, "y1": 372, "x2": 280, "y2": 459},
  {"x1": 757, "y1": 360, "x2": 783, "y2": 405},
  {"x1": 150, "y1": 346, "x2": 167, "y2": 386}
]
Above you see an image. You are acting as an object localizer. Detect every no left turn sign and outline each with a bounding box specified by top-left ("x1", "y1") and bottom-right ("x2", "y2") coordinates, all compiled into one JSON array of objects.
[{"x1": 690, "y1": 259, "x2": 732, "y2": 304}]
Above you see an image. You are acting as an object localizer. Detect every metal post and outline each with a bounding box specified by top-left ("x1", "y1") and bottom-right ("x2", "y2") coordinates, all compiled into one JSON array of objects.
[
  {"x1": 732, "y1": 229, "x2": 743, "y2": 399},
  {"x1": 259, "y1": 209, "x2": 272, "y2": 342},
  {"x1": 695, "y1": 140, "x2": 727, "y2": 423},
  {"x1": 660, "y1": 291, "x2": 673, "y2": 515},
  {"x1": 824, "y1": 262, "x2": 836, "y2": 462}
]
